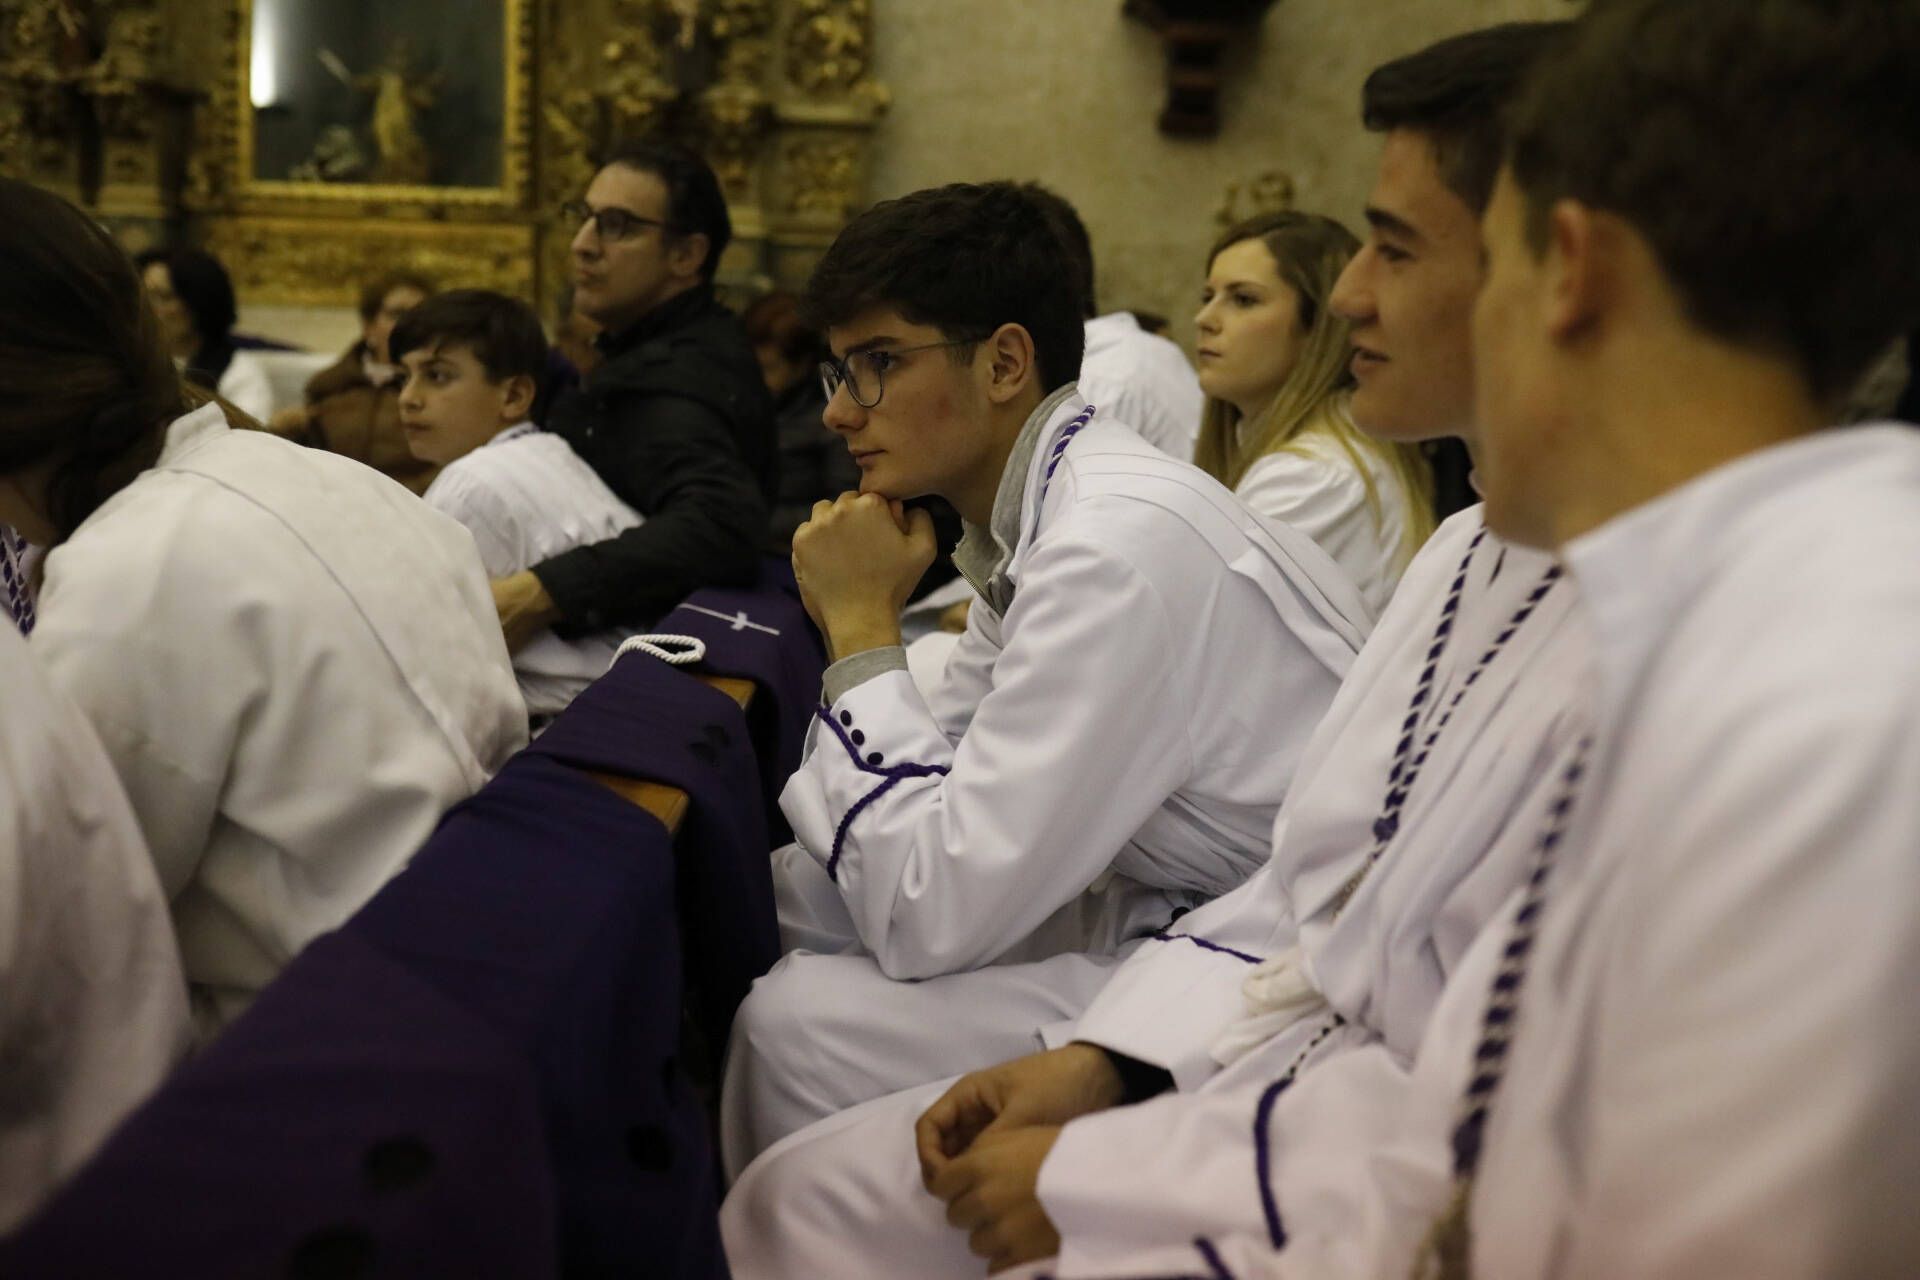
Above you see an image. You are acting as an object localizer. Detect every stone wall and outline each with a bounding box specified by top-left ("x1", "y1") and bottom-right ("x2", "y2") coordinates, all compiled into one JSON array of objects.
[{"x1": 866, "y1": 0, "x2": 1568, "y2": 352}]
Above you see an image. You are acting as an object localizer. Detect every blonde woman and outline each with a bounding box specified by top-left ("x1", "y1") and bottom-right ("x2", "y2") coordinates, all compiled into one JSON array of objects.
[{"x1": 1195, "y1": 211, "x2": 1433, "y2": 614}]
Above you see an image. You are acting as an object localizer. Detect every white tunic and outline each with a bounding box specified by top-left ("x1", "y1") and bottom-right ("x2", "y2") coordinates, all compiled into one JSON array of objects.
[
  {"x1": 32, "y1": 404, "x2": 527, "y2": 1032},
  {"x1": 1079, "y1": 311, "x2": 1205, "y2": 462},
  {"x1": 1470, "y1": 424, "x2": 1920, "y2": 1280},
  {"x1": 720, "y1": 506, "x2": 1592, "y2": 1276},
  {"x1": 214, "y1": 350, "x2": 275, "y2": 424},
  {"x1": 0, "y1": 624, "x2": 190, "y2": 1231},
  {"x1": 777, "y1": 390, "x2": 1370, "y2": 982},
  {"x1": 422, "y1": 422, "x2": 644, "y2": 716},
  {"x1": 1027, "y1": 424, "x2": 1920, "y2": 1280},
  {"x1": 1235, "y1": 417, "x2": 1418, "y2": 619}
]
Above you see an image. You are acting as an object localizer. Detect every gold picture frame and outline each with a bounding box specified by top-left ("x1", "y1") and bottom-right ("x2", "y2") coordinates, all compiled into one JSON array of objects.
[{"x1": 233, "y1": 0, "x2": 532, "y2": 211}]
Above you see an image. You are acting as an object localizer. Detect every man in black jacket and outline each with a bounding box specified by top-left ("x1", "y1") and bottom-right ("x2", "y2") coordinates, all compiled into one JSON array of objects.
[{"x1": 492, "y1": 140, "x2": 776, "y2": 644}]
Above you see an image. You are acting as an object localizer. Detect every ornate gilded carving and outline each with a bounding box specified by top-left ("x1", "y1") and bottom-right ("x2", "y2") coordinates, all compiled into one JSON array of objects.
[
  {"x1": 204, "y1": 215, "x2": 536, "y2": 306},
  {"x1": 1216, "y1": 169, "x2": 1296, "y2": 230},
  {"x1": 779, "y1": 133, "x2": 860, "y2": 221},
  {"x1": 785, "y1": 0, "x2": 872, "y2": 96},
  {"x1": 0, "y1": 0, "x2": 178, "y2": 196}
]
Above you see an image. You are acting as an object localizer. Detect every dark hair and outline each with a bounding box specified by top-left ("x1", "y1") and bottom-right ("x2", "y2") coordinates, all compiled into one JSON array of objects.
[
  {"x1": 388, "y1": 288, "x2": 549, "y2": 387},
  {"x1": 133, "y1": 246, "x2": 239, "y2": 343},
  {"x1": 1509, "y1": 0, "x2": 1920, "y2": 405},
  {"x1": 2, "y1": 180, "x2": 186, "y2": 539},
  {"x1": 600, "y1": 138, "x2": 732, "y2": 281},
  {"x1": 803, "y1": 181, "x2": 1087, "y2": 393},
  {"x1": 1361, "y1": 21, "x2": 1571, "y2": 214},
  {"x1": 357, "y1": 269, "x2": 435, "y2": 322},
  {"x1": 742, "y1": 290, "x2": 825, "y2": 365},
  {"x1": 1019, "y1": 183, "x2": 1097, "y2": 319}
]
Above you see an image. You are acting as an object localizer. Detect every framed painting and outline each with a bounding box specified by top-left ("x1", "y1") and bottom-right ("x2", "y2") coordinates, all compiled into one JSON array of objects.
[{"x1": 236, "y1": 0, "x2": 531, "y2": 208}]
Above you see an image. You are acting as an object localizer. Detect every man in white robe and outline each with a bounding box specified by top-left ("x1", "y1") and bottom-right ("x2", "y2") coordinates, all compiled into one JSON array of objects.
[
  {"x1": 719, "y1": 23, "x2": 1582, "y2": 1273},
  {"x1": 721, "y1": 182, "x2": 1371, "y2": 1175},
  {"x1": 948, "y1": 4, "x2": 1920, "y2": 1276},
  {"x1": 0, "y1": 623, "x2": 190, "y2": 1231}
]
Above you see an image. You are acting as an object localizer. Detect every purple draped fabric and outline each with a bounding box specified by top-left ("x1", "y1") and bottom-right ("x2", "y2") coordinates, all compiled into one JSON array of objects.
[
  {"x1": 523, "y1": 652, "x2": 779, "y2": 1057},
  {"x1": 663, "y1": 556, "x2": 827, "y2": 841},
  {"x1": 0, "y1": 929, "x2": 559, "y2": 1278}
]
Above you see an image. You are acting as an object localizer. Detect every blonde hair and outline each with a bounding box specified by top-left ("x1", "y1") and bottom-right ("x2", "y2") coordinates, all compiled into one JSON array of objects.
[{"x1": 1193, "y1": 211, "x2": 1435, "y2": 566}]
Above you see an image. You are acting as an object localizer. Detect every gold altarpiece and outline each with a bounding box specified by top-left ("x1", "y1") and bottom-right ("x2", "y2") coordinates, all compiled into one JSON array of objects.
[{"x1": 0, "y1": 0, "x2": 889, "y2": 311}]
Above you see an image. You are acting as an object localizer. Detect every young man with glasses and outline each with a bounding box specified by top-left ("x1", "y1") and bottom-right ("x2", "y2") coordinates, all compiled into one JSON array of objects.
[
  {"x1": 490, "y1": 139, "x2": 775, "y2": 647},
  {"x1": 720, "y1": 180, "x2": 1375, "y2": 1177}
]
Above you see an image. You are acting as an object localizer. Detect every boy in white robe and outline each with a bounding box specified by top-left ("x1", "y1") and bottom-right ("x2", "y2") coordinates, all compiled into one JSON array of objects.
[
  {"x1": 951, "y1": 3, "x2": 1920, "y2": 1276},
  {"x1": 393, "y1": 289, "x2": 644, "y2": 718},
  {"x1": 0, "y1": 623, "x2": 190, "y2": 1231},
  {"x1": 719, "y1": 23, "x2": 1585, "y2": 1273},
  {"x1": 721, "y1": 182, "x2": 1373, "y2": 1174}
]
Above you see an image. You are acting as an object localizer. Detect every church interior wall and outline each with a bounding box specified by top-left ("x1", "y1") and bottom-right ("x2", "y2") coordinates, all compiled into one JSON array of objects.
[{"x1": 867, "y1": 0, "x2": 1569, "y2": 355}]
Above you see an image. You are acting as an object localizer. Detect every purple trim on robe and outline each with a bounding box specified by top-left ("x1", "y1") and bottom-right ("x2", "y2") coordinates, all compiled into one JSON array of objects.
[
  {"x1": 813, "y1": 703, "x2": 952, "y2": 881},
  {"x1": 1148, "y1": 929, "x2": 1263, "y2": 966}
]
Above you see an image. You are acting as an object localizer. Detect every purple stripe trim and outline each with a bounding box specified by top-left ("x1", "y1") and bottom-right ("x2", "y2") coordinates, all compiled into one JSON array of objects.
[
  {"x1": 1252, "y1": 1076, "x2": 1290, "y2": 1248},
  {"x1": 1149, "y1": 929, "x2": 1262, "y2": 965},
  {"x1": 814, "y1": 704, "x2": 951, "y2": 881}
]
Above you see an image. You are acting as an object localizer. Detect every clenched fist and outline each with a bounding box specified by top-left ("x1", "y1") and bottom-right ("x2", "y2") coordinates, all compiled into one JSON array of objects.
[{"x1": 792, "y1": 492, "x2": 937, "y2": 662}]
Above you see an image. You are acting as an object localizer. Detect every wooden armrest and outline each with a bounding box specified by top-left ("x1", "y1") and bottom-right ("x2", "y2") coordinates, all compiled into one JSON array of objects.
[{"x1": 587, "y1": 674, "x2": 757, "y2": 833}]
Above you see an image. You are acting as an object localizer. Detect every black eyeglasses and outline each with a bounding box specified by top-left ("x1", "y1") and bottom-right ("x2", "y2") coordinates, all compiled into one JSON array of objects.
[
  {"x1": 561, "y1": 200, "x2": 669, "y2": 243},
  {"x1": 820, "y1": 339, "x2": 976, "y2": 408}
]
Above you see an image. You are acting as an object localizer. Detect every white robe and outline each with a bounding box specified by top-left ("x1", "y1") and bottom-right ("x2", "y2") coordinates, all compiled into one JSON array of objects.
[
  {"x1": 0, "y1": 623, "x2": 190, "y2": 1231},
  {"x1": 31, "y1": 403, "x2": 527, "y2": 1033},
  {"x1": 214, "y1": 350, "x2": 275, "y2": 424},
  {"x1": 719, "y1": 506, "x2": 1593, "y2": 1275},
  {"x1": 1234, "y1": 417, "x2": 1417, "y2": 620},
  {"x1": 422, "y1": 422, "x2": 644, "y2": 717},
  {"x1": 1078, "y1": 311, "x2": 1205, "y2": 463},
  {"x1": 725, "y1": 391, "x2": 1370, "y2": 1173},
  {"x1": 1008, "y1": 424, "x2": 1920, "y2": 1279}
]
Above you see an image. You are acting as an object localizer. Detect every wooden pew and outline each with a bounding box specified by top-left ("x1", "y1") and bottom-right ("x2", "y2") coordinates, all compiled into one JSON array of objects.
[{"x1": 586, "y1": 675, "x2": 755, "y2": 832}]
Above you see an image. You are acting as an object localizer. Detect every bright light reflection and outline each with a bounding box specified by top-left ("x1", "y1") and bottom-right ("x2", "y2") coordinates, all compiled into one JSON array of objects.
[{"x1": 250, "y1": 0, "x2": 279, "y2": 108}]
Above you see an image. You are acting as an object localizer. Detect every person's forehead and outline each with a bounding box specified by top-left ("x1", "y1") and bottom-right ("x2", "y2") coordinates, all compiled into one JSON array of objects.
[
  {"x1": 381, "y1": 286, "x2": 426, "y2": 311},
  {"x1": 1208, "y1": 237, "x2": 1282, "y2": 284},
  {"x1": 1370, "y1": 130, "x2": 1479, "y2": 249},
  {"x1": 826, "y1": 305, "x2": 944, "y2": 356},
  {"x1": 402, "y1": 341, "x2": 478, "y2": 367},
  {"x1": 588, "y1": 164, "x2": 670, "y2": 218}
]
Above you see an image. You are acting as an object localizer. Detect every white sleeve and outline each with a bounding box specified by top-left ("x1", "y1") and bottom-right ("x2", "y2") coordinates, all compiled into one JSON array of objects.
[
  {"x1": 776, "y1": 534, "x2": 1199, "y2": 980},
  {"x1": 422, "y1": 467, "x2": 530, "y2": 579},
  {"x1": 217, "y1": 354, "x2": 276, "y2": 426},
  {"x1": 1068, "y1": 861, "x2": 1290, "y2": 1088}
]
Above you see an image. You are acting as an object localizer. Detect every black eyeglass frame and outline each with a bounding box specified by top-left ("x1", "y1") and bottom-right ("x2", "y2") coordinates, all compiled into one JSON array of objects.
[
  {"x1": 561, "y1": 199, "x2": 672, "y2": 243},
  {"x1": 819, "y1": 339, "x2": 980, "y2": 408}
]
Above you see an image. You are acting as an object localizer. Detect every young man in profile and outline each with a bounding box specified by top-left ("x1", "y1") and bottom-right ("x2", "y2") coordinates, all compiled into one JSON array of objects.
[{"x1": 721, "y1": 180, "x2": 1374, "y2": 1176}]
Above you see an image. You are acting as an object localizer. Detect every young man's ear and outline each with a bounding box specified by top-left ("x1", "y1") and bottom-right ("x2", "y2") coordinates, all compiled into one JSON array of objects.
[
  {"x1": 982, "y1": 323, "x2": 1039, "y2": 405},
  {"x1": 1544, "y1": 198, "x2": 1608, "y2": 345},
  {"x1": 667, "y1": 232, "x2": 711, "y2": 283},
  {"x1": 502, "y1": 373, "x2": 538, "y2": 421}
]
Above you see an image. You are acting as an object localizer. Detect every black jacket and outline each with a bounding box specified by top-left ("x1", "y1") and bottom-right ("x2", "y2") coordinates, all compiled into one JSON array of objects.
[
  {"x1": 1898, "y1": 330, "x2": 1920, "y2": 425},
  {"x1": 534, "y1": 285, "x2": 777, "y2": 633},
  {"x1": 766, "y1": 378, "x2": 860, "y2": 551}
]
